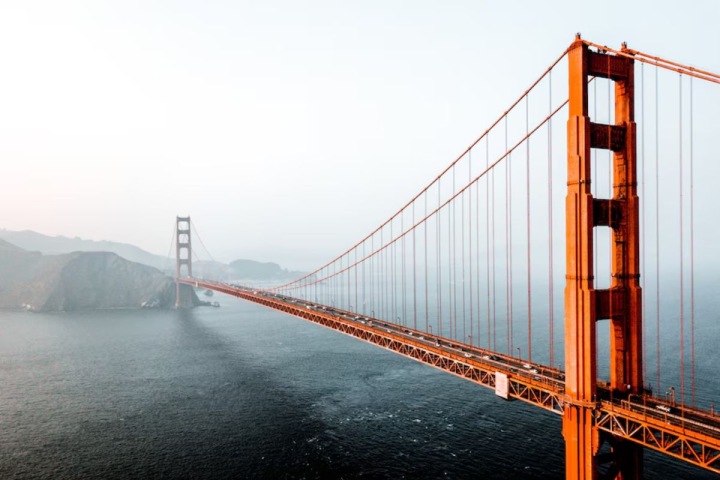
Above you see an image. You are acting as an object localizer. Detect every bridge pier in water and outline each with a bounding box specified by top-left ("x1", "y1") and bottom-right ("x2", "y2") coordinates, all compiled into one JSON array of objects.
[
  {"x1": 564, "y1": 36, "x2": 643, "y2": 479},
  {"x1": 175, "y1": 216, "x2": 194, "y2": 309}
]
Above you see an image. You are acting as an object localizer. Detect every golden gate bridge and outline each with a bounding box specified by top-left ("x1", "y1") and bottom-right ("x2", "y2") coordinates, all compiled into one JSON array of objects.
[{"x1": 172, "y1": 36, "x2": 720, "y2": 479}]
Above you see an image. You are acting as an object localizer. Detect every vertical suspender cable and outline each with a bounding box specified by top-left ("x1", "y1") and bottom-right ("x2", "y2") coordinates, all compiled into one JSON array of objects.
[
  {"x1": 505, "y1": 116, "x2": 511, "y2": 354},
  {"x1": 468, "y1": 151, "x2": 473, "y2": 346},
  {"x1": 655, "y1": 66, "x2": 661, "y2": 393},
  {"x1": 375, "y1": 234, "x2": 379, "y2": 317},
  {"x1": 348, "y1": 254, "x2": 351, "y2": 311},
  {"x1": 476, "y1": 145, "x2": 482, "y2": 348},
  {"x1": 383, "y1": 227, "x2": 387, "y2": 319},
  {"x1": 380, "y1": 228, "x2": 384, "y2": 319},
  {"x1": 526, "y1": 93, "x2": 533, "y2": 362},
  {"x1": 437, "y1": 180, "x2": 443, "y2": 336},
  {"x1": 374, "y1": 234, "x2": 378, "y2": 316},
  {"x1": 402, "y1": 211, "x2": 407, "y2": 327},
  {"x1": 370, "y1": 238, "x2": 374, "y2": 315},
  {"x1": 365, "y1": 249, "x2": 368, "y2": 311},
  {"x1": 390, "y1": 223, "x2": 394, "y2": 321},
  {"x1": 641, "y1": 63, "x2": 647, "y2": 385},
  {"x1": 689, "y1": 77, "x2": 696, "y2": 406},
  {"x1": 378, "y1": 235, "x2": 381, "y2": 317},
  {"x1": 508, "y1": 119, "x2": 514, "y2": 356},
  {"x1": 334, "y1": 260, "x2": 338, "y2": 305},
  {"x1": 425, "y1": 192, "x2": 429, "y2": 333},
  {"x1": 462, "y1": 155, "x2": 468, "y2": 344},
  {"x1": 490, "y1": 135, "x2": 496, "y2": 351},
  {"x1": 451, "y1": 166, "x2": 456, "y2": 339},
  {"x1": 391, "y1": 222, "x2": 395, "y2": 322},
  {"x1": 373, "y1": 240, "x2": 376, "y2": 315},
  {"x1": 342, "y1": 256, "x2": 345, "y2": 309},
  {"x1": 390, "y1": 222, "x2": 395, "y2": 323},
  {"x1": 678, "y1": 73, "x2": 685, "y2": 405},
  {"x1": 392, "y1": 222, "x2": 396, "y2": 323},
  {"x1": 395, "y1": 220, "x2": 400, "y2": 325},
  {"x1": 360, "y1": 245, "x2": 364, "y2": 314},
  {"x1": 344, "y1": 256, "x2": 347, "y2": 308},
  {"x1": 363, "y1": 241, "x2": 367, "y2": 314},
  {"x1": 395, "y1": 218, "x2": 400, "y2": 322},
  {"x1": 454, "y1": 167, "x2": 459, "y2": 340},
  {"x1": 382, "y1": 230, "x2": 385, "y2": 318},
  {"x1": 413, "y1": 202, "x2": 418, "y2": 330},
  {"x1": 381, "y1": 230, "x2": 385, "y2": 318},
  {"x1": 548, "y1": 70, "x2": 555, "y2": 367},
  {"x1": 330, "y1": 262, "x2": 333, "y2": 306}
]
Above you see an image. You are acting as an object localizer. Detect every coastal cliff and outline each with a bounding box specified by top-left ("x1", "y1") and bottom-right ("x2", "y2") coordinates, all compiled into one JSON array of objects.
[
  {"x1": 0, "y1": 239, "x2": 199, "y2": 312},
  {"x1": 0, "y1": 229, "x2": 307, "y2": 282}
]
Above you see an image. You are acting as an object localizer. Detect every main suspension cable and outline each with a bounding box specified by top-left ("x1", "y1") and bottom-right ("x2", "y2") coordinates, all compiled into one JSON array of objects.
[
  {"x1": 272, "y1": 46, "x2": 572, "y2": 291},
  {"x1": 582, "y1": 39, "x2": 720, "y2": 85}
]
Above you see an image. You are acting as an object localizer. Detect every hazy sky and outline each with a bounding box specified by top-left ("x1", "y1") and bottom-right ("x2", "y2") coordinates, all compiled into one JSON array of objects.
[{"x1": 1, "y1": 1, "x2": 718, "y2": 270}]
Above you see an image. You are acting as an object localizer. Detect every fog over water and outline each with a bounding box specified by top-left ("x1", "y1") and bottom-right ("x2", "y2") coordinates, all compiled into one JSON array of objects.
[
  {"x1": 1, "y1": 294, "x2": 717, "y2": 479},
  {"x1": 1, "y1": 2, "x2": 718, "y2": 271},
  {"x1": 1, "y1": 3, "x2": 719, "y2": 476}
]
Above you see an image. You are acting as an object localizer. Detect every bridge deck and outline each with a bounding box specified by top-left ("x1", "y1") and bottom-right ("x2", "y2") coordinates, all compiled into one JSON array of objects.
[{"x1": 180, "y1": 278, "x2": 720, "y2": 474}]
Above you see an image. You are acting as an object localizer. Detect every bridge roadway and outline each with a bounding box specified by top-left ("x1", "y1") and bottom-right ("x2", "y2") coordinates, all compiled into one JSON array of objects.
[{"x1": 179, "y1": 278, "x2": 720, "y2": 473}]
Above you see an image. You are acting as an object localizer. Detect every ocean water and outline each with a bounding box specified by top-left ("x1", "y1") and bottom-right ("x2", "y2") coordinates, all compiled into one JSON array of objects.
[{"x1": 0, "y1": 297, "x2": 716, "y2": 479}]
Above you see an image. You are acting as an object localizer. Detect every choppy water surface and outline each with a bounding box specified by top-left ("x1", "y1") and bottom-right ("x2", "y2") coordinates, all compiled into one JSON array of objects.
[{"x1": 0, "y1": 298, "x2": 716, "y2": 479}]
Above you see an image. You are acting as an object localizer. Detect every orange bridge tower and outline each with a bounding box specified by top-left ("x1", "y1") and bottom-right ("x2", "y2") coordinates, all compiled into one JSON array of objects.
[
  {"x1": 175, "y1": 216, "x2": 193, "y2": 308},
  {"x1": 563, "y1": 36, "x2": 643, "y2": 479}
]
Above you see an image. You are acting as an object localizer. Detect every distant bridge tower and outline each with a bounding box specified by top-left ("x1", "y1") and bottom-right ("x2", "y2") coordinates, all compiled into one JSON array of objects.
[
  {"x1": 564, "y1": 36, "x2": 643, "y2": 479},
  {"x1": 175, "y1": 216, "x2": 193, "y2": 308}
]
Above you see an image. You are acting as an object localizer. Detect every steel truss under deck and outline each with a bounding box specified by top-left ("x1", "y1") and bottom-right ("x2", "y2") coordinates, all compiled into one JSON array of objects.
[{"x1": 179, "y1": 278, "x2": 720, "y2": 475}]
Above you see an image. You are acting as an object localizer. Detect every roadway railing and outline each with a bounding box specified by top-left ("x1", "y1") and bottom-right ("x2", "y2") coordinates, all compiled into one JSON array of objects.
[
  {"x1": 596, "y1": 399, "x2": 720, "y2": 473},
  {"x1": 179, "y1": 277, "x2": 720, "y2": 473},
  {"x1": 179, "y1": 278, "x2": 566, "y2": 414}
]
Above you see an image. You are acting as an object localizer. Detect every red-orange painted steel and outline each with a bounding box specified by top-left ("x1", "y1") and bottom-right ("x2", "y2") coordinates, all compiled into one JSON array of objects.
[
  {"x1": 607, "y1": 39, "x2": 644, "y2": 479},
  {"x1": 564, "y1": 36, "x2": 599, "y2": 480},
  {"x1": 175, "y1": 216, "x2": 192, "y2": 309},
  {"x1": 178, "y1": 278, "x2": 720, "y2": 475},
  {"x1": 564, "y1": 36, "x2": 644, "y2": 479},
  {"x1": 181, "y1": 278, "x2": 567, "y2": 412},
  {"x1": 581, "y1": 39, "x2": 720, "y2": 85},
  {"x1": 173, "y1": 36, "x2": 720, "y2": 478}
]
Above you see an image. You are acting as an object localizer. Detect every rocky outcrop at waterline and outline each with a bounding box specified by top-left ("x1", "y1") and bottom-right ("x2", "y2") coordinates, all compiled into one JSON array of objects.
[{"x1": 0, "y1": 239, "x2": 200, "y2": 312}]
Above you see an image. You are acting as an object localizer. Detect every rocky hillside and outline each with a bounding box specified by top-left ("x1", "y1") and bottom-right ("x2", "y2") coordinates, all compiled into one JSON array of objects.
[
  {"x1": 0, "y1": 239, "x2": 199, "y2": 312},
  {"x1": 0, "y1": 229, "x2": 170, "y2": 270},
  {"x1": 0, "y1": 229, "x2": 305, "y2": 281}
]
